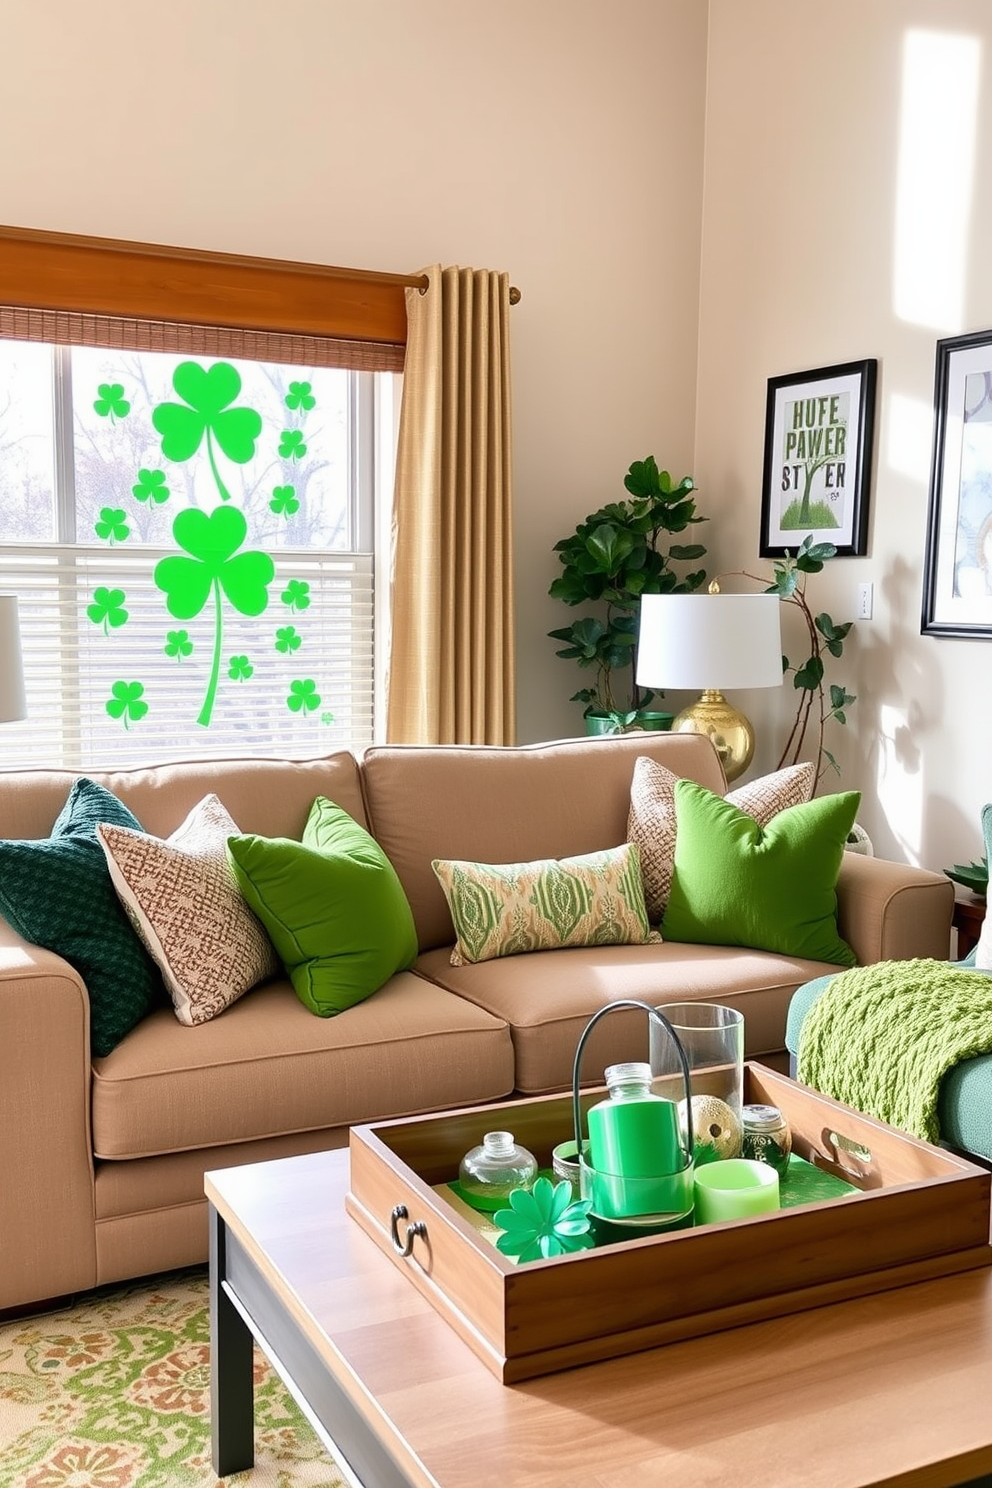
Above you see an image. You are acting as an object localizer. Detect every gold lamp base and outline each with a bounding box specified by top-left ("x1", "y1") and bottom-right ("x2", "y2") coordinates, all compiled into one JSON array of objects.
[{"x1": 671, "y1": 689, "x2": 755, "y2": 783}]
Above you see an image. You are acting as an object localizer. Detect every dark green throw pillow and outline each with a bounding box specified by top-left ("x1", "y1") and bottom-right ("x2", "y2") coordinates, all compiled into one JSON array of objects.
[
  {"x1": 226, "y1": 796, "x2": 419, "y2": 1016},
  {"x1": 0, "y1": 778, "x2": 160, "y2": 1055},
  {"x1": 661, "y1": 778, "x2": 860, "y2": 966}
]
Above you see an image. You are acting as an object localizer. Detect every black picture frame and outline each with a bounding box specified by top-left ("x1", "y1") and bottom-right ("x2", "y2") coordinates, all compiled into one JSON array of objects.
[
  {"x1": 921, "y1": 327, "x2": 992, "y2": 638},
  {"x1": 759, "y1": 359, "x2": 877, "y2": 558}
]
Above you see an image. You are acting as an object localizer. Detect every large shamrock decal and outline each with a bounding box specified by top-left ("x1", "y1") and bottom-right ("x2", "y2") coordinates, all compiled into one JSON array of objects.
[
  {"x1": 154, "y1": 506, "x2": 274, "y2": 727},
  {"x1": 152, "y1": 362, "x2": 263, "y2": 502}
]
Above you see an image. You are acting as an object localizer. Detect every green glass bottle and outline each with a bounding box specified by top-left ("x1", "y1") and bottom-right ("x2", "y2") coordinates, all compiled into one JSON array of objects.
[{"x1": 586, "y1": 1061, "x2": 684, "y2": 1218}]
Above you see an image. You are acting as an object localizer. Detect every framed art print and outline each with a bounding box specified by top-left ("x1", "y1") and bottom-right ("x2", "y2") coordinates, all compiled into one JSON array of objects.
[
  {"x1": 760, "y1": 359, "x2": 877, "y2": 558},
  {"x1": 921, "y1": 328, "x2": 992, "y2": 638}
]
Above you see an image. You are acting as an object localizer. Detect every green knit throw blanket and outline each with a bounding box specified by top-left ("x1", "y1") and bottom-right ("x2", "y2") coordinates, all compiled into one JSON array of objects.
[{"x1": 797, "y1": 957, "x2": 992, "y2": 1143}]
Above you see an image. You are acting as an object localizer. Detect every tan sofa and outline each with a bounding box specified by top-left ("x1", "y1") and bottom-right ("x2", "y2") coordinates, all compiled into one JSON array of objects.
[{"x1": 0, "y1": 732, "x2": 953, "y2": 1313}]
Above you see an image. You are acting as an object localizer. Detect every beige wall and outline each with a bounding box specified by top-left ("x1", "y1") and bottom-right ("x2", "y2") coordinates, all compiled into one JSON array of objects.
[
  {"x1": 0, "y1": 0, "x2": 708, "y2": 751},
  {"x1": 697, "y1": 0, "x2": 992, "y2": 871}
]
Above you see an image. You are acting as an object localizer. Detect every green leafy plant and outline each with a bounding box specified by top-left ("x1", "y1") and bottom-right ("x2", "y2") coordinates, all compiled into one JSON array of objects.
[
  {"x1": 548, "y1": 456, "x2": 708, "y2": 726},
  {"x1": 943, "y1": 856, "x2": 988, "y2": 896},
  {"x1": 730, "y1": 534, "x2": 854, "y2": 784}
]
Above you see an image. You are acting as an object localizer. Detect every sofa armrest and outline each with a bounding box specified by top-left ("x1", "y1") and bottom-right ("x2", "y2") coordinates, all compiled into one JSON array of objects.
[
  {"x1": 835, "y1": 852, "x2": 955, "y2": 966},
  {"x1": 0, "y1": 918, "x2": 97, "y2": 1310}
]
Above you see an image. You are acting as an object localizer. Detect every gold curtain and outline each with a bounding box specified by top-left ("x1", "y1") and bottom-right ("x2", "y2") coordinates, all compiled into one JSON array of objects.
[{"x1": 386, "y1": 265, "x2": 515, "y2": 744}]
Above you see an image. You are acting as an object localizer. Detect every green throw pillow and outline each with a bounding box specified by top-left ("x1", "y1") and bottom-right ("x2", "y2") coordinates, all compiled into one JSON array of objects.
[
  {"x1": 226, "y1": 796, "x2": 419, "y2": 1016},
  {"x1": 0, "y1": 778, "x2": 161, "y2": 1056},
  {"x1": 661, "y1": 779, "x2": 859, "y2": 965}
]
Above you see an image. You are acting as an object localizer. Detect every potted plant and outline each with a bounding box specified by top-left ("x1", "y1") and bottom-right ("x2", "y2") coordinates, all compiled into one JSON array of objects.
[{"x1": 548, "y1": 456, "x2": 708, "y2": 733}]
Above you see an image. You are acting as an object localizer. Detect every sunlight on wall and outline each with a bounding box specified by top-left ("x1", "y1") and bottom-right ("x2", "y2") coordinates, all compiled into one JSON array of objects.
[
  {"x1": 893, "y1": 29, "x2": 981, "y2": 332},
  {"x1": 877, "y1": 702, "x2": 923, "y2": 865},
  {"x1": 886, "y1": 391, "x2": 935, "y2": 481}
]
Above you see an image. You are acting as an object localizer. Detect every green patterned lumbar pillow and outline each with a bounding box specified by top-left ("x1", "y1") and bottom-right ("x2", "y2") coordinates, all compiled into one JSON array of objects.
[
  {"x1": 661, "y1": 779, "x2": 859, "y2": 965},
  {"x1": 431, "y1": 844, "x2": 659, "y2": 966},
  {"x1": 0, "y1": 778, "x2": 161, "y2": 1056},
  {"x1": 227, "y1": 796, "x2": 419, "y2": 1016}
]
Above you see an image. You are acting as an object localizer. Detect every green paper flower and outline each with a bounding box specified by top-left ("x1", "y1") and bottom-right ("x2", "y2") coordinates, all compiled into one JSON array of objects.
[
  {"x1": 105, "y1": 680, "x2": 147, "y2": 729},
  {"x1": 278, "y1": 429, "x2": 307, "y2": 461},
  {"x1": 285, "y1": 380, "x2": 315, "y2": 412},
  {"x1": 494, "y1": 1177, "x2": 594, "y2": 1263},
  {"x1": 132, "y1": 468, "x2": 171, "y2": 504},
  {"x1": 87, "y1": 586, "x2": 128, "y2": 634},
  {"x1": 164, "y1": 629, "x2": 193, "y2": 661},
  {"x1": 275, "y1": 625, "x2": 301, "y2": 654},
  {"x1": 287, "y1": 678, "x2": 320, "y2": 714},
  {"x1": 95, "y1": 507, "x2": 130, "y2": 544},
  {"x1": 270, "y1": 484, "x2": 299, "y2": 517},
  {"x1": 228, "y1": 654, "x2": 253, "y2": 681},
  {"x1": 94, "y1": 382, "x2": 130, "y2": 421}
]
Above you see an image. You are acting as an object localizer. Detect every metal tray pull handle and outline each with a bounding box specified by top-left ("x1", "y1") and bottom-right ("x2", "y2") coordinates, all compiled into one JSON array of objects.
[{"x1": 390, "y1": 1203, "x2": 428, "y2": 1257}]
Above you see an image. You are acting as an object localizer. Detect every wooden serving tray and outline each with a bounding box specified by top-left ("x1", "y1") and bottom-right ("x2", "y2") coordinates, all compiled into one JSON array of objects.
[{"x1": 346, "y1": 1063, "x2": 992, "y2": 1382}]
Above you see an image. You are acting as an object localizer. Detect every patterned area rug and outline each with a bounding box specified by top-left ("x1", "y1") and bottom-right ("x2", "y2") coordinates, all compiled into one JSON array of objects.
[{"x1": 0, "y1": 1267, "x2": 348, "y2": 1488}]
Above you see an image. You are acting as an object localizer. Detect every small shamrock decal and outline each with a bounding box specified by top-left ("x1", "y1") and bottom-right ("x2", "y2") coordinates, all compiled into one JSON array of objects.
[
  {"x1": 278, "y1": 430, "x2": 307, "y2": 461},
  {"x1": 275, "y1": 625, "x2": 301, "y2": 654},
  {"x1": 94, "y1": 383, "x2": 131, "y2": 421},
  {"x1": 154, "y1": 505, "x2": 275, "y2": 726},
  {"x1": 228, "y1": 654, "x2": 253, "y2": 681},
  {"x1": 105, "y1": 680, "x2": 148, "y2": 729},
  {"x1": 494, "y1": 1178, "x2": 594, "y2": 1264},
  {"x1": 269, "y1": 484, "x2": 300, "y2": 518},
  {"x1": 287, "y1": 679, "x2": 321, "y2": 714},
  {"x1": 152, "y1": 361, "x2": 263, "y2": 501},
  {"x1": 285, "y1": 380, "x2": 316, "y2": 413},
  {"x1": 87, "y1": 586, "x2": 129, "y2": 635},
  {"x1": 320, "y1": 710, "x2": 336, "y2": 726},
  {"x1": 132, "y1": 468, "x2": 171, "y2": 504},
  {"x1": 95, "y1": 507, "x2": 130, "y2": 544},
  {"x1": 281, "y1": 579, "x2": 311, "y2": 612},
  {"x1": 164, "y1": 629, "x2": 193, "y2": 661}
]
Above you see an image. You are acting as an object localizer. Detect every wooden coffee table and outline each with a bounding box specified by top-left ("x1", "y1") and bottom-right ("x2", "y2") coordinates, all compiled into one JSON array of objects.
[{"x1": 206, "y1": 1148, "x2": 992, "y2": 1488}]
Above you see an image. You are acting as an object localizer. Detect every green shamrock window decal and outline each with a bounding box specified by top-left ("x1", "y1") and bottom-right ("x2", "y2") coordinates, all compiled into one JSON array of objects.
[
  {"x1": 87, "y1": 587, "x2": 129, "y2": 634},
  {"x1": 270, "y1": 485, "x2": 299, "y2": 517},
  {"x1": 94, "y1": 383, "x2": 131, "y2": 421},
  {"x1": 164, "y1": 630, "x2": 193, "y2": 661},
  {"x1": 278, "y1": 430, "x2": 307, "y2": 461},
  {"x1": 152, "y1": 361, "x2": 262, "y2": 503},
  {"x1": 95, "y1": 508, "x2": 130, "y2": 544},
  {"x1": 228, "y1": 654, "x2": 253, "y2": 681},
  {"x1": 281, "y1": 579, "x2": 311, "y2": 612},
  {"x1": 132, "y1": 469, "x2": 171, "y2": 504},
  {"x1": 287, "y1": 679, "x2": 320, "y2": 714},
  {"x1": 275, "y1": 625, "x2": 301, "y2": 654},
  {"x1": 285, "y1": 381, "x2": 315, "y2": 412},
  {"x1": 154, "y1": 506, "x2": 274, "y2": 727},
  {"x1": 106, "y1": 681, "x2": 148, "y2": 730}
]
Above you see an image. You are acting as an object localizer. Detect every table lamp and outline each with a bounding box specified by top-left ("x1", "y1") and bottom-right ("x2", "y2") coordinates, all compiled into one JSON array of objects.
[
  {"x1": 0, "y1": 594, "x2": 26, "y2": 723},
  {"x1": 635, "y1": 592, "x2": 782, "y2": 781}
]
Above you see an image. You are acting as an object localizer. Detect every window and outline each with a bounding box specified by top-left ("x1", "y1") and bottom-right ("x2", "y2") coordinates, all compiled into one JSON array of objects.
[{"x1": 0, "y1": 334, "x2": 400, "y2": 768}]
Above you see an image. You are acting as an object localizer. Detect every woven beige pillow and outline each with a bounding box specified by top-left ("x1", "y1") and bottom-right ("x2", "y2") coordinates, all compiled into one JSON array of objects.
[
  {"x1": 628, "y1": 756, "x2": 816, "y2": 923},
  {"x1": 432, "y1": 843, "x2": 659, "y2": 966},
  {"x1": 97, "y1": 795, "x2": 279, "y2": 1026}
]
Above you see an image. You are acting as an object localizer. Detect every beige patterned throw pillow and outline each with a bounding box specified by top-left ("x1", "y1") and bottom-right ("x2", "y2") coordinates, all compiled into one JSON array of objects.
[
  {"x1": 432, "y1": 843, "x2": 659, "y2": 966},
  {"x1": 628, "y1": 756, "x2": 816, "y2": 922},
  {"x1": 97, "y1": 795, "x2": 279, "y2": 1026}
]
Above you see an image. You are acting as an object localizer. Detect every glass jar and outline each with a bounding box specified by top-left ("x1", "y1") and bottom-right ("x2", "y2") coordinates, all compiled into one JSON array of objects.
[
  {"x1": 741, "y1": 1103, "x2": 792, "y2": 1178},
  {"x1": 458, "y1": 1131, "x2": 538, "y2": 1211}
]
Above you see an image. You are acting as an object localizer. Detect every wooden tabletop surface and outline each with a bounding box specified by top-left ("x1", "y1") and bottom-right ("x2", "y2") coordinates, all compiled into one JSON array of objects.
[{"x1": 206, "y1": 1147, "x2": 992, "y2": 1488}]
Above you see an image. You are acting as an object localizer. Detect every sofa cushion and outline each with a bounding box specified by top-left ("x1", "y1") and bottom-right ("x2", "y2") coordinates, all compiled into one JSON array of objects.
[
  {"x1": 227, "y1": 797, "x2": 419, "y2": 1015},
  {"x1": 628, "y1": 757, "x2": 816, "y2": 922},
  {"x1": 361, "y1": 733, "x2": 728, "y2": 951},
  {"x1": 431, "y1": 844, "x2": 658, "y2": 965},
  {"x1": 0, "y1": 778, "x2": 161, "y2": 1056},
  {"x1": 973, "y1": 802, "x2": 992, "y2": 970},
  {"x1": 662, "y1": 781, "x2": 859, "y2": 966},
  {"x1": 90, "y1": 974, "x2": 514, "y2": 1159},
  {"x1": 97, "y1": 795, "x2": 280, "y2": 1027},
  {"x1": 416, "y1": 941, "x2": 842, "y2": 1094}
]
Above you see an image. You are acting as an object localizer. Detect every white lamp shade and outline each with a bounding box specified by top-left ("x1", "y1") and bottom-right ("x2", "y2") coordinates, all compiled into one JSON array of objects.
[
  {"x1": 636, "y1": 593, "x2": 783, "y2": 691},
  {"x1": 0, "y1": 595, "x2": 27, "y2": 723}
]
